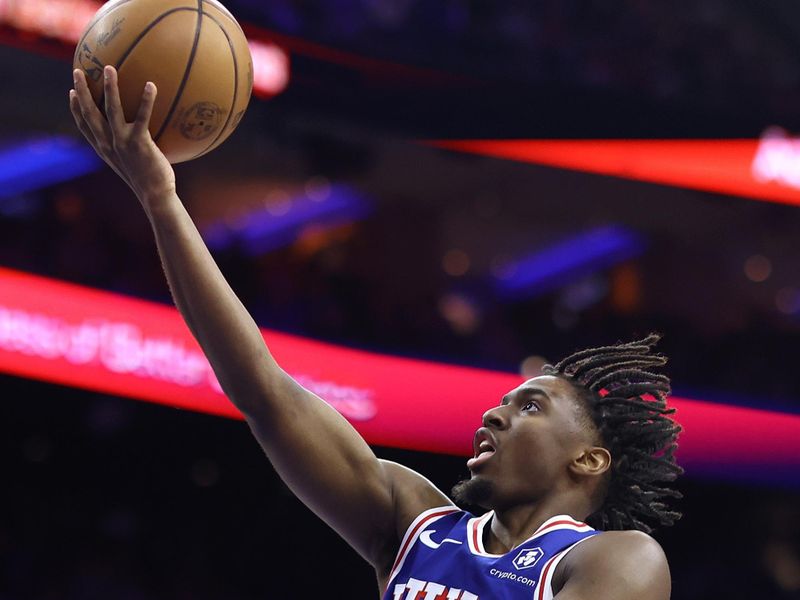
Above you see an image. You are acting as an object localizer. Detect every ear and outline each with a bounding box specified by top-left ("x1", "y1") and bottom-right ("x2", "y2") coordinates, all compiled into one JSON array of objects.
[{"x1": 570, "y1": 446, "x2": 611, "y2": 478}]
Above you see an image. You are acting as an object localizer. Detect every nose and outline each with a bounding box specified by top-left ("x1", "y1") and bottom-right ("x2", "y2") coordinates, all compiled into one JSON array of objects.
[{"x1": 482, "y1": 405, "x2": 509, "y2": 430}]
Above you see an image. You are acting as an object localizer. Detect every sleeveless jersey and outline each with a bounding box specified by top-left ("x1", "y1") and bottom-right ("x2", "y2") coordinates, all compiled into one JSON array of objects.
[{"x1": 383, "y1": 507, "x2": 600, "y2": 600}]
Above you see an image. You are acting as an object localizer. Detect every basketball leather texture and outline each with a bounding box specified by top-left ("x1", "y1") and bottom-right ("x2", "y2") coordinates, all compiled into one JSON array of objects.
[{"x1": 74, "y1": 0, "x2": 253, "y2": 163}]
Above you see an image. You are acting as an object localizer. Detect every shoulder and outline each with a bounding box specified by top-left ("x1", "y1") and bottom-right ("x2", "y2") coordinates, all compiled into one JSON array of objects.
[
  {"x1": 374, "y1": 460, "x2": 455, "y2": 574},
  {"x1": 569, "y1": 529, "x2": 668, "y2": 566},
  {"x1": 553, "y1": 530, "x2": 671, "y2": 600},
  {"x1": 379, "y1": 460, "x2": 454, "y2": 509}
]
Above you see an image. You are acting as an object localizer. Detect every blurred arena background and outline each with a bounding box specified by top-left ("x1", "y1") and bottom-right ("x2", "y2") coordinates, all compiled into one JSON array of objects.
[{"x1": 1, "y1": 0, "x2": 800, "y2": 598}]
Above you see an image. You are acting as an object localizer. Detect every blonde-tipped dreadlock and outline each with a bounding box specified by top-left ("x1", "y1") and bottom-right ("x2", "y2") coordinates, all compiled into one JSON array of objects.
[{"x1": 543, "y1": 333, "x2": 683, "y2": 533}]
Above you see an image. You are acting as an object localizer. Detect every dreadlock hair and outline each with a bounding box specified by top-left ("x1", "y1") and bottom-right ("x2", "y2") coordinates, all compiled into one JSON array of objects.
[{"x1": 542, "y1": 333, "x2": 683, "y2": 533}]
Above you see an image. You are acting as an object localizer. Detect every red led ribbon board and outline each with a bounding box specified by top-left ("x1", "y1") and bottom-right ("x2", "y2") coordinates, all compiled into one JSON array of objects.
[
  {"x1": 0, "y1": 267, "x2": 517, "y2": 455},
  {"x1": 430, "y1": 132, "x2": 800, "y2": 207},
  {"x1": 1, "y1": 267, "x2": 799, "y2": 479}
]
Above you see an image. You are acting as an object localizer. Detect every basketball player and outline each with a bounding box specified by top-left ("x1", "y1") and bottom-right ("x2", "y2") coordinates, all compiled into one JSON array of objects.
[{"x1": 69, "y1": 66, "x2": 683, "y2": 599}]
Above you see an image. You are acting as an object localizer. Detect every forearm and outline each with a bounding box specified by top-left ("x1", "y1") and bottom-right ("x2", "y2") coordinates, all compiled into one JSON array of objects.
[
  {"x1": 71, "y1": 67, "x2": 402, "y2": 565},
  {"x1": 144, "y1": 191, "x2": 280, "y2": 416}
]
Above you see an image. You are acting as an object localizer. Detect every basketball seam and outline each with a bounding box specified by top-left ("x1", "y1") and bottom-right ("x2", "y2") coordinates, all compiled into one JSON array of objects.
[
  {"x1": 193, "y1": 12, "x2": 239, "y2": 158},
  {"x1": 115, "y1": 8, "x2": 198, "y2": 72},
  {"x1": 153, "y1": 1, "x2": 205, "y2": 143},
  {"x1": 200, "y1": 0, "x2": 245, "y2": 35},
  {"x1": 74, "y1": 0, "x2": 137, "y2": 63},
  {"x1": 96, "y1": 8, "x2": 200, "y2": 111}
]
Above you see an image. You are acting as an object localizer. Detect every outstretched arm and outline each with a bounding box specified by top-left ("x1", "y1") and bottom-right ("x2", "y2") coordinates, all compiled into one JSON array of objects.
[
  {"x1": 69, "y1": 66, "x2": 451, "y2": 569},
  {"x1": 554, "y1": 531, "x2": 672, "y2": 600}
]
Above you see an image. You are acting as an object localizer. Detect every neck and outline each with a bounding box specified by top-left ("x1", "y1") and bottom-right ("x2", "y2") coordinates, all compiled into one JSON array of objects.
[{"x1": 482, "y1": 495, "x2": 593, "y2": 555}]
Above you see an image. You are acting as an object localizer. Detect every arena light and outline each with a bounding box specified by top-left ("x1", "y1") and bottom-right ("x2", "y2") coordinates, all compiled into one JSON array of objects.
[
  {"x1": 248, "y1": 39, "x2": 290, "y2": 99},
  {"x1": 0, "y1": 0, "x2": 101, "y2": 44},
  {"x1": 429, "y1": 129, "x2": 800, "y2": 207},
  {"x1": 203, "y1": 185, "x2": 370, "y2": 256},
  {"x1": 492, "y1": 225, "x2": 644, "y2": 298},
  {"x1": 0, "y1": 136, "x2": 102, "y2": 199},
  {"x1": 0, "y1": 267, "x2": 799, "y2": 485}
]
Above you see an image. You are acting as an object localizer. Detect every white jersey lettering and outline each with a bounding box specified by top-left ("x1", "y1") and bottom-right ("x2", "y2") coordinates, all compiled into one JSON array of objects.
[
  {"x1": 422, "y1": 581, "x2": 446, "y2": 599},
  {"x1": 404, "y1": 578, "x2": 427, "y2": 599},
  {"x1": 393, "y1": 579, "x2": 480, "y2": 600}
]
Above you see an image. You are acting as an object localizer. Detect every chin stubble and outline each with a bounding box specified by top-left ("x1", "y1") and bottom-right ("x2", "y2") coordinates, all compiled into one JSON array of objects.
[{"x1": 451, "y1": 476, "x2": 494, "y2": 509}]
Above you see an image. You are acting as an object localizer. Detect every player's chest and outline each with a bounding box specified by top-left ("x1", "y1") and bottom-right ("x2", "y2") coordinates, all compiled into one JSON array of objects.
[{"x1": 389, "y1": 540, "x2": 549, "y2": 599}]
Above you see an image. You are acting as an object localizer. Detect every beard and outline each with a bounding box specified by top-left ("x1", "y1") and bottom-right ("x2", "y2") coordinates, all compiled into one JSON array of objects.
[{"x1": 451, "y1": 476, "x2": 494, "y2": 510}]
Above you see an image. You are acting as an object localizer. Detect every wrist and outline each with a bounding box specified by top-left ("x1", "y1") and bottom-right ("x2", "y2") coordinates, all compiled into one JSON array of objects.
[{"x1": 138, "y1": 186, "x2": 180, "y2": 217}]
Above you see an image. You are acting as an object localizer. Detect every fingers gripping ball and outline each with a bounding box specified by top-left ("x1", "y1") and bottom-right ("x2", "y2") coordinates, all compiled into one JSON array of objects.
[{"x1": 74, "y1": 0, "x2": 253, "y2": 164}]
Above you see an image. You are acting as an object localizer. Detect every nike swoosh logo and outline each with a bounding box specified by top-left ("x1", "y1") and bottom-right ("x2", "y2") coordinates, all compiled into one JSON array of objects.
[{"x1": 420, "y1": 530, "x2": 463, "y2": 549}]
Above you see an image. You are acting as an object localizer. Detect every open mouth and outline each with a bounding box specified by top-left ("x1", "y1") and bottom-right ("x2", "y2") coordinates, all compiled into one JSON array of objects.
[{"x1": 467, "y1": 437, "x2": 496, "y2": 470}]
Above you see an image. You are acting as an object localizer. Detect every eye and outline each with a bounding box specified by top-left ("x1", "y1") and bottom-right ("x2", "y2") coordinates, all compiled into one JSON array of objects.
[{"x1": 522, "y1": 400, "x2": 540, "y2": 412}]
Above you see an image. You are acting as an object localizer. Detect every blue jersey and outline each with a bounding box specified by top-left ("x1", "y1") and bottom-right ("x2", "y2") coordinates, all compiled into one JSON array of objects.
[{"x1": 383, "y1": 507, "x2": 600, "y2": 600}]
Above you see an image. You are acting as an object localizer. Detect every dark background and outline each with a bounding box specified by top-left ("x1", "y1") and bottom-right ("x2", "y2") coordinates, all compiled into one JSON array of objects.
[{"x1": 2, "y1": 0, "x2": 800, "y2": 598}]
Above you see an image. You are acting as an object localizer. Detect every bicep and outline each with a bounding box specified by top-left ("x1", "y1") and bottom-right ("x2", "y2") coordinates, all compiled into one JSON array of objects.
[
  {"x1": 554, "y1": 532, "x2": 671, "y2": 600},
  {"x1": 375, "y1": 460, "x2": 455, "y2": 576},
  {"x1": 245, "y1": 373, "x2": 452, "y2": 570},
  {"x1": 246, "y1": 373, "x2": 397, "y2": 564},
  {"x1": 380, "y1": 460, "x2": 454, "y2": 539}
]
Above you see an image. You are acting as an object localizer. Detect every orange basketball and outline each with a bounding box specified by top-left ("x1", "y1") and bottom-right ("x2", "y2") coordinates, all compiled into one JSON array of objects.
[{"x1": 73, "y1": 0, "x2": 253, "y2": 164}]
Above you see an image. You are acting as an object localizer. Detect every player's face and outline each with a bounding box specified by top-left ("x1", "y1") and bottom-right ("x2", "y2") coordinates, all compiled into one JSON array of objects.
[{"x1": 462, "y1": 375, "x2": 595, "y2": 510}]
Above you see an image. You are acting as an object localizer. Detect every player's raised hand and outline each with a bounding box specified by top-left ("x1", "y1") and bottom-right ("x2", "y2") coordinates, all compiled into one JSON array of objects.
[{"x1": 69, "y1": 66, "x2": 176, "y2": 207}]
